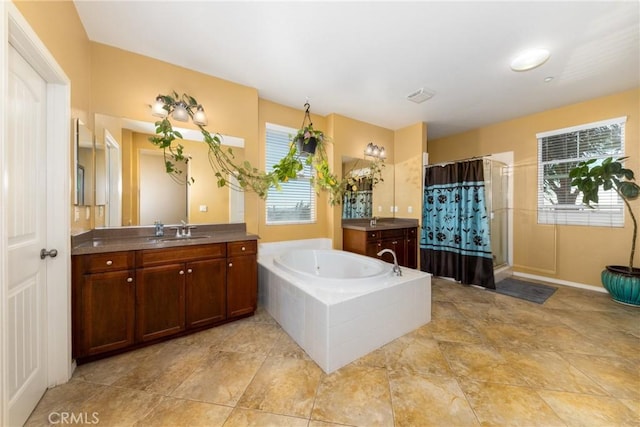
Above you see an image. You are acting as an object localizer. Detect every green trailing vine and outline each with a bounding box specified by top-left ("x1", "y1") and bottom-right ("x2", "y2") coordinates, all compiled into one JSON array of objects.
[{"x1": 148, "y1": 92, "x2": 385, "y2": 205}]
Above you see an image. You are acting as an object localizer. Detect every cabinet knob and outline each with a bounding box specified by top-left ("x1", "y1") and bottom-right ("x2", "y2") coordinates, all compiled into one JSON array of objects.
[
  {"x1": 241, "y1": 246, "x2": 246, "y2": 251},
  {"x1": 187, "y1": 268, "x2": 193, "y2": 274},
  {"x1": 126, "y1": 277, "x2": 133, "y2": 283},
  {"x1": 179, "y1": 270, "x2": 185, "y2": 275},
  {"x1": 106, "y1": 260, "x2": 113, "y2": 266},
  {"x1": 377, "y1": 243, "x2": 381, "y2": 247},
  {"x1": 228, "y1": 262, "x2": 233, "y2": 267},
  {"x1": 392, "y1": 241, "x2": 398, "y2": 245}
]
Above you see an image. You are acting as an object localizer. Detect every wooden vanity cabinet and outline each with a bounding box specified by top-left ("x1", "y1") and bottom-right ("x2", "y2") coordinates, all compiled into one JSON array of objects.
[
  {"x1": 226, "y1": 240, "x2": 257, "y2": 318},
  {"x1": 73, "y1": 239, "x2": 256, "y2": 361},
  {"x1": 344, "y1": 226, "x2": 418, "y2": 269},
  {"x1": 72, "y1": 252, "x2": 136, "y2": 357},
  {"x1": 136, "y1": 244, "x2": 226, "y2": 341}
]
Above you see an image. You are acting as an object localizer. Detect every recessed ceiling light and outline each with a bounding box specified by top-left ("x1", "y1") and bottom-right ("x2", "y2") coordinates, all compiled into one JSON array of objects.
[
  {"x1": 544, "y1": 76, "x2": 554, "y2": 83},
  {"x1": 510, "y1": 48, "x2": 550, "y2": 72}
]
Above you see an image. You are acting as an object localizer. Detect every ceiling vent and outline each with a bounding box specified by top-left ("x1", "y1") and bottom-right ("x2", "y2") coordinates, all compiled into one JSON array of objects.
[{"x1": 407, "y1": 88, "x2": 435, "y2": 104}]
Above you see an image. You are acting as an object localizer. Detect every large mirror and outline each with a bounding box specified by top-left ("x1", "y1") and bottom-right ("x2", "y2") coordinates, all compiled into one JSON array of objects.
[
  {"x1": 341, "y1": 156, "x2": 394, "y2": 219},
  {"x1": 74, "y1": 119, "x2": 94, "y2": 206},
  {"x1": 94, "y1": 114, "x2": 245, "y2": 227},
  {"x1": 91, "y1": 114, "x2": 397, "y2": 226}
]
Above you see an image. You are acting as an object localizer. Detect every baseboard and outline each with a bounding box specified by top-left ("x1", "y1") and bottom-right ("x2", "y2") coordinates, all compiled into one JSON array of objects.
[{"x1": 513, "y1": 271, "x2": 608, "y2": 293}]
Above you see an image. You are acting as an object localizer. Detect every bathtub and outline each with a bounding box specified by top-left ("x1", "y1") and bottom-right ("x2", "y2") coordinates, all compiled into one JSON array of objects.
[{"x1": 259, "y1": 238, "x2": 431, "y2": 373}]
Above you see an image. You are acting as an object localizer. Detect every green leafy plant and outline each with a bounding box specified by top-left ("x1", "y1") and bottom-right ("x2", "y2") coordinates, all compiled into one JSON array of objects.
[
  {"x1": 149, "y1": 91, "x2": 278, "y2": 197},
  {"x1": 149, "y1": 93, "x2": 385, "y2": 206},
  {"x1": 569, "y1": 156, "x2": 640, "y2": 271}
]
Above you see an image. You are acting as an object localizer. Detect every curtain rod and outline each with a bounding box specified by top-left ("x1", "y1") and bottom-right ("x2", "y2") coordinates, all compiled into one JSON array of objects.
[{"x1": 424, "y1": 154, "x2": 492, "y2": 169}]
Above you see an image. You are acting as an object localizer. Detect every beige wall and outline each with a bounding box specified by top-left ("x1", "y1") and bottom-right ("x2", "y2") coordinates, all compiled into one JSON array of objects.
[
  {"x1": 428, "y1": 88, "x2": 640, "y2": 287},
  {"x1": 393, "y1": 122, "x2": 427, "y2": 222}
]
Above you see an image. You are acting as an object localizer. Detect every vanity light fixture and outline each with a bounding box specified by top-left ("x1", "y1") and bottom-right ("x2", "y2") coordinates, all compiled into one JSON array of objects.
[
  {"x1": 510, "y1": 48, "x2": 550, "y2": 72},
  {"x1": 151, "y1": 94, "x2": 208, "y2": 126},
  {"x1": 365, "y1": 142, "x2": 386, "y2": 159}
]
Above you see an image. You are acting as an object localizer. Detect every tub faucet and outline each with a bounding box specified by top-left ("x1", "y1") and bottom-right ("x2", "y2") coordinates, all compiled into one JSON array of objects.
[{"x1": 377, "y1": 248, "x2": 402, "y2": 276}]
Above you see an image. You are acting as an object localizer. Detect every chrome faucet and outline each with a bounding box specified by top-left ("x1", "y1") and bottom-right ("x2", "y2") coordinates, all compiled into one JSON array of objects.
[
  {"x1": 377, "y1": 248, "x2": 402, "y2": 276},
  {"x1": 175, "y1": 220, "x2": 196, "y2": 238},
  {"x1": 370, "y1": 216, "x2": 378, "y2": 227}
]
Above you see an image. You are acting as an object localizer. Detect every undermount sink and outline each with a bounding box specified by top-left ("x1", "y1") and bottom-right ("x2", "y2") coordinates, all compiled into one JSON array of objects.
[{"x1": 159, "y1": 235, "x2": 211, "y2": 242}]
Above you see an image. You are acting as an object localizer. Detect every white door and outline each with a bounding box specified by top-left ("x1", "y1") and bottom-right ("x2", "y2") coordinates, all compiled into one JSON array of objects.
[{"x1": 7, "y1": 44, "x2": 49, "y2": 427}]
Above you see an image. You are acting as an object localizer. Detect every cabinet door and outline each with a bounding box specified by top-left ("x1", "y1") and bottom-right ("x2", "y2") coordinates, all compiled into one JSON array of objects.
[
  {"x1": 81, "y1": 270, "x2": 135, "y2": 356},
  {"x1": 227, "y1": 254, "x2": 257, "y2": 318},
  {"x1": 186, "y1": 259, "x2": 226, "y2": 329},
  {"x1": 136, "y1": 264, "x2": 186, "y2": 342},
  {"x1": 406, "y1": 228, "x2": 418, "y2": 269}
]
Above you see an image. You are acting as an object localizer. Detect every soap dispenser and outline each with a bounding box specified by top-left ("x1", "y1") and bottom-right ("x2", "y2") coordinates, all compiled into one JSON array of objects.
[{"x1": 154, "y1": 220, "x2": 164, "y2": 237}]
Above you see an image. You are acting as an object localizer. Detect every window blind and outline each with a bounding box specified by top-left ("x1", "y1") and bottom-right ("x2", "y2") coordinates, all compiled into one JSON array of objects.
[
  {"x1": 537, "y1": 117, "x2": 626, "y2": 227},
  {"x1": 265, "y1": 123, "x2": 316, "y2": 224}
]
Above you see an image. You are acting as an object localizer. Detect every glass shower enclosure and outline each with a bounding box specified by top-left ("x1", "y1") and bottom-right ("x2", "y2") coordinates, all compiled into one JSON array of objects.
[{"x1": 484, "y1": 159, "x2": 509, "y2": 267}]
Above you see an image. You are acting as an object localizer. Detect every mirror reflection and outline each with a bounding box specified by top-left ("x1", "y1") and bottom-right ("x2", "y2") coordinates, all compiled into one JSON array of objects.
[
  {"x1": 91, "y1": 114, "x2": 397, "y2": 226},
  {"x1": 341, "y1": 156, "x2": 394, "y2": 219},
  {"x1": 94, "y1": 114, "x2": 245, "y2": 227},
  {"x1": 75, "y1": 119, "x2": 94, "y2": 206}
]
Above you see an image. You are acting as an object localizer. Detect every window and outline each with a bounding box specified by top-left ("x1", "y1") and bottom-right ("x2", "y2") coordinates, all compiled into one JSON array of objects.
[
  {"x1": 537, "y1": 117, "x2": 626, "y2": 226},
  {"x1": 265, "y1": 123, "x2": 316, "y2": 224}
]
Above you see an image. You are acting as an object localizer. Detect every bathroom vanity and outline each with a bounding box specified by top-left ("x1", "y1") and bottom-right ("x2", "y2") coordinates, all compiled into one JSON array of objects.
[
  {"x1": 71, "y1": 223, "x2": 257, "y2": 362},
  {"x1": 342, "y1": 218, "x2": 419, "y2": 269}
]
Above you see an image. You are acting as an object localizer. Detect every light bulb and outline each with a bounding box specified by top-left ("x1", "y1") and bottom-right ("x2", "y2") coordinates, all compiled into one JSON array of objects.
[
  {"x1": 372, "y1": 145, "x2": 380, "y2": 156},
  {"x1": 192, "y1": 105, "x2": 208, "y2": 126},
  {"x1": 172, "y1": 102, "x2": 189, "y2": 122},
  {"x1": 365, "y1": 143, "x2": 374, "y2": 156},
  {"x1": 151, "y1": 96, "x2": 167, "y2": 118},
  {"x1": 379, "y1": 147, "x2": 386, "y2": 158}
]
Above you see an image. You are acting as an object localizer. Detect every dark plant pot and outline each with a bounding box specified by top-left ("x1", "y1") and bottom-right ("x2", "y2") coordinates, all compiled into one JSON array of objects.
[
  {"x1": 296, "y1": 136, "x2": 317, "y2": 156},
  {"x1": 601, "y1": 266, "x2": 640, "y2": 307}
]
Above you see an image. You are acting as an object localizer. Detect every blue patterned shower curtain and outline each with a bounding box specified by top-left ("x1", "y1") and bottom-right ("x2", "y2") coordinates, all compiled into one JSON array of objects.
[{"x1": 420, "y1": 159, "x2": 495, "y2": 289}]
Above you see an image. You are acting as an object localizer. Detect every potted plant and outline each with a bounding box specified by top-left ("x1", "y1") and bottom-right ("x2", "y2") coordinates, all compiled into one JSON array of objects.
[
  {"x1": 293, "y1": 124, "x2": 323, "y2": 155},
  {"x1": 569, "y1": 156, "x2": 640, "y2": 306}
]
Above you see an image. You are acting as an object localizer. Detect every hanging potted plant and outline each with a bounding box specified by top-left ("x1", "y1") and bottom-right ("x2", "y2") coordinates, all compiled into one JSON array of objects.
[
  {"x1": 293, "y1": 102, "x2": 323, "y2": 155},
  {"x1": 569, "y1": 156, "x2": 640, "y2": 306}
]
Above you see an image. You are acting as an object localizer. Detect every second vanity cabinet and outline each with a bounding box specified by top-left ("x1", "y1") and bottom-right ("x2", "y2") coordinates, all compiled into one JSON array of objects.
[
  {"x1": 72, "y1": 240, "x2": 256, "y2": 362},
  {"x1": 343, "y1": 225, "x2": 418, "y2": 269}
]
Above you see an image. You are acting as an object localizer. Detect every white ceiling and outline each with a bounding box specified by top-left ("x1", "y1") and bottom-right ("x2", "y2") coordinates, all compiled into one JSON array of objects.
[{"x1": 74, "y1": 1, "x2": 639, "y2": 140}]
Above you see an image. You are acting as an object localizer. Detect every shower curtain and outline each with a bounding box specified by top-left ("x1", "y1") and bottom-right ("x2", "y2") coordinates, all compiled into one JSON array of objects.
[
  {"x1": 420, "y1": 159, "x2": 495, "y2": 289},
  {"x1": 342, "y1": 190, "x2": 373, "y2": 218}
]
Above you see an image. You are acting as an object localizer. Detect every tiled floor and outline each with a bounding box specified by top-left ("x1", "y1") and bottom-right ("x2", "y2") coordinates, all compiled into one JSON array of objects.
[{"x1": 27, "y1": 278, "x2": 639, "y2": 426}]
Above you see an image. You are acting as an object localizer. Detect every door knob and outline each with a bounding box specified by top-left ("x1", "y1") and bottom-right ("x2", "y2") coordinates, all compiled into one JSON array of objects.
[{"x1": 40, "y1": 248, "x2": 58, "y2": 259}]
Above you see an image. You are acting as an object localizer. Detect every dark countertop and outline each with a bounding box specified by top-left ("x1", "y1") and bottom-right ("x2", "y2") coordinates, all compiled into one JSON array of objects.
[
  {"x1": 341, "y1": 217, "x2": 419, "y2": 231},
  {"x1": 71, "y1": 223, "x2": 258, "y2": 255}
]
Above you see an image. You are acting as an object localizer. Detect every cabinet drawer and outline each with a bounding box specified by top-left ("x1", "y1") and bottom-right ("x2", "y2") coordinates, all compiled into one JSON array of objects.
[
  {"x1": 380, "y1": 228, "x2": 405, "y2": 239},
  {"x1": 227, "y1": 240, "x2": 257, "y2": 256},
  {"x1": 82, "y1": 252, "x2": 135, "y2": 273},
  {"x1": 137, "y1": 243, "x2": 226, "y2": 267},
  {"x1": 366, "y1": 231, "x2": 380, "y2": 240}
]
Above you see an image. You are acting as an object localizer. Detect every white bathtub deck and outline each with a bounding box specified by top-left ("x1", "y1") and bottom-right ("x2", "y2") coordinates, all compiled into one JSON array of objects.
[{"x1": 258, "y1": 239, "x2": 432, "y2": 374}]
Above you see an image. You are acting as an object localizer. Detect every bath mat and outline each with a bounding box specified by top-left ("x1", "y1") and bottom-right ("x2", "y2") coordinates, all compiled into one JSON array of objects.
[{"x1": 492, "y1": 278, "x2": 557, "y2": 304}]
